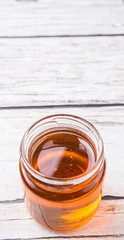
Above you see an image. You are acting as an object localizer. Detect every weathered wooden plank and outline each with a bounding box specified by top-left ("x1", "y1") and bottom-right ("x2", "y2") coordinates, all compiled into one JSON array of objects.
[
  {"x1": 0, "y1": 0, "x2": 123, "y2": 37},
  {"x1": 7, "y1": 238, "x2": 124, "y2": 240},
  {"x1": 0, "y1": 36, "x2": 124, "y2": 107},
  {"x1": 0, "y1": 107, "x2": 124, "y2": 201},
  {"x1": 0, "y1": 200, "x2": 124, "y2": 239},
  {"x1": 1, "y1": 200, "x2": 123, "y2": 221},
  {"x1": 7, "y1": 238, "x2": 123, "y2": 240},
  {"x1": 4, "y1": 238, "x2": 123, "y2": 240}
]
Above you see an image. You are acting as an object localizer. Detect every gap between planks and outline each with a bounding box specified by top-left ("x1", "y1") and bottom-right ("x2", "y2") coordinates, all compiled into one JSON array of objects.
[
  {"x1": 0, "y1": 33, "x2": 124, "y2": 39},
  {"x1": 1, "y1": 235, "x2": 124, "y2": 240},
  {"x1": 0, "y1": 103, "x2": 124, "y2": 111},
  {"x1": 1, "y1": 196, "x2": 124, "y2": 205}
]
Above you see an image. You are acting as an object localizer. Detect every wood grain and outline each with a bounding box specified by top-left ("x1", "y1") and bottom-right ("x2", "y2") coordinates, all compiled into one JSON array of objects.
[
  {"x1": 0, "y1": 200, "x2": 124, "y2": 239},
  {"x1": 0, "y1": 107, "x2": 124, "y2": 201},
  {"x1": 0, "y1": 36, "x2": 124, "y2": 107},
  {"x1": 0, "y1": 0, "x2": 124, "y2": 239},
  {"x1": 0, "y1": 0, "x2": 124, "y2": 37}
]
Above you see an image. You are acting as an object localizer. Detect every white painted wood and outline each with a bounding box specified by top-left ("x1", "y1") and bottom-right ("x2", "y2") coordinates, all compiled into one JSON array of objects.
[
  {"x1": 1, "y1": 200, "x2": 123, "y2": 221},
  {"x1": 0, "y1": 36, "x2": 124, "y2": 107},
  {"x1": 0, "y1": 0, "x2": 124, "y2": 239},
  {"x1": 0, "y1": 0, "x2": 123, "y2": 37},
  {"x1": 0, "y1": 200, "x2": 124, "y2": 239},
  {"x1": 0, "y1": 107, "x2": 124, "y2": 201}
]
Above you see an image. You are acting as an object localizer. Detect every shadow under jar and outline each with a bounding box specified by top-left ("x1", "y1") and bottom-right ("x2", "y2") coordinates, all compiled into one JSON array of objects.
[{"x1": 19, "y1": 114, "x2": 106, "y2": 232}]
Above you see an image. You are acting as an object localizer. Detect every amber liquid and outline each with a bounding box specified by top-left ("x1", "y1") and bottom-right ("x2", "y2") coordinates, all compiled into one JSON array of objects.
[
  {"x1": 20, "y1": 130, "x2": 105, "y2": 231},
  {"x1": 31, "y1": 131, "x2": 95, "y2": 178}
]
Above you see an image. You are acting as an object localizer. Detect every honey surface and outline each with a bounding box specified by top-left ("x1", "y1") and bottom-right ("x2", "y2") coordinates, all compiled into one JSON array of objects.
[{"x1": 30, "y1": 131, "x2": 96, "y2": 178}]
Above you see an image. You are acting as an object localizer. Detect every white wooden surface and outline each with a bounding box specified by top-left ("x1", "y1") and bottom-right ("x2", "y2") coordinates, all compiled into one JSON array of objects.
[
  {"x1": 0, "y1": 36, "x2": 124, "y2": 107},
  {"x1": 0, "y1": 0, "x2": 124, "y2": 37},
  {"x1": 0, "y1": 107, "x2": 124, "y2": 199},
  {"x1": 0, "y1": 0, "x2": 124, "y2": 239},
  {"x1": 0, "y1": 107, "x2": 124, "y2": 238},
  {"x1": 1, "y1": 200, "x2": 124, "y2": 239}
]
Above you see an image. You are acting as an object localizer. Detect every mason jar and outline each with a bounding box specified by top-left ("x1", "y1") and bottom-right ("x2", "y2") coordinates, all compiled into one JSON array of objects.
[{"x1": 19, "y1": 114, "x2": 106, "y2": 231}]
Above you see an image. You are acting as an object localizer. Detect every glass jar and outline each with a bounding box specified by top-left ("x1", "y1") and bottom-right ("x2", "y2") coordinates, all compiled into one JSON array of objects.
[{"x1": 19, "y1": 114, "x2": 106, "y2": 232}]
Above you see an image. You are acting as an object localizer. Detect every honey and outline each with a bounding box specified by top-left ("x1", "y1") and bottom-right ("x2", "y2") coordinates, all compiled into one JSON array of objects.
[
  {"x1": 30, "y1": 131, "x2": 96, "y2": 178},
  {"x1": 19, "y1": 114, "x2": 106, "y2": 231}
]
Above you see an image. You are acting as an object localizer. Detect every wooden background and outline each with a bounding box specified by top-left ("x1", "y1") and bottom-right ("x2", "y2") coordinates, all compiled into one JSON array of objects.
[{"x1": 0, "y1": 0, "x2": 124, "y2": 239}]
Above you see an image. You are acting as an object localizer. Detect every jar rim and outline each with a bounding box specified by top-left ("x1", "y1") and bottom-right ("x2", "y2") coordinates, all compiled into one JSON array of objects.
[{"x1": 20, "y1": 114, "x2": 105, "y2": 186}]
